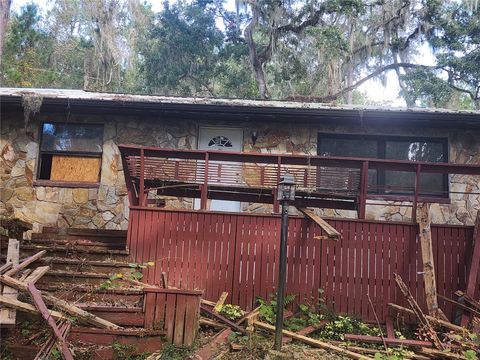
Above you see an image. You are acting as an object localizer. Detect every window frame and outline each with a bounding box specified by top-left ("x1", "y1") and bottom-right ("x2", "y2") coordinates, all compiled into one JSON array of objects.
[
  {"x1": 317, "y1": 133, "x2": 449, "y2": 199},
  {"x1": 35, "y1": 121, "x2": 104, "y2": 187}
]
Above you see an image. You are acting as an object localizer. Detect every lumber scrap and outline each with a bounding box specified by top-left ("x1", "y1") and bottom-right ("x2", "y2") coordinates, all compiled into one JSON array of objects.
[
  {"x1": 193, "y1": 328, "x2": 233, "y2": 360},
  {"x1": 27, "y1": 283, "x2": 74, "y2": 360},
  {"x1": 0, "y1": 238, "x2": 19, "y2": 326},
  {"x1": 253, "y1": 320, "x2": 373, "y2": 360},
  {"x1": 343, "y1": 334, "x2": 433, "y2": 347},
  {"x1": 462, "y1": 211, "x2": 480, "y2": 326},
  {"x1": 213, "y1": 292, "x2": 228, "y2": 313},
  {"x1": 394, "y1": 274, "x2": 444, "y2": 349},
  {"x1": 4, "y1": 250, "x2": 47, "y2": 277},
  {"x1": 24, "y1": 266, "x2": 50, "y2": 284},
  {"x1": 438, "y1": 293, "x2": 480, "y2": 317},
  {"x1": 199, "y1": 317, "x2": 227, "y2": 329},
  {"x1": 417, "y1": 204, "x2": 447, "y2": 320},
  {"x1": 388, "y1": 303, "x2": 465, "y2": 333},
  {"x1": 304, "y1": 347, "x2": 430, "y2": 360},
  {"x1": 283, "y1": 325, "x2": 320, "y2": 345},
  {"x1": 34, "y1": 321, "x2": 71, "y2": 360},
  {"x1": 0, "y1": 263, "x2": 12, "y2": 275},
  {"x1": 298, "y1": 208, "x2": 340, "y2": 240},
  {"x1": 0, "y1": 275, "x2": 120, "y2": 329},
  {"x1": 200, "y1": 303, "x2": 246, "y2": 334},
  {"x1": 418, "y1": 347, "x2": 467, "y2": 360},
  {"x1": 0, "y1": 294, "x2": 67, "y2": 320}
]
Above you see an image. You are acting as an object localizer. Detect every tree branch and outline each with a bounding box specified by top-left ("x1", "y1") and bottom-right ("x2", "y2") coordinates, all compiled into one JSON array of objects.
[{"x1": 317, "y1": 62, "x2": 439, "y2": 102}]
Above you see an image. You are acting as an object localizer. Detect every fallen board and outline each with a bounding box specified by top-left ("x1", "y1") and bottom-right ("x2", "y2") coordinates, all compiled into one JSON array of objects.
[{"x1": 0, "y1": 239, "x2": 20, "y2": 326}]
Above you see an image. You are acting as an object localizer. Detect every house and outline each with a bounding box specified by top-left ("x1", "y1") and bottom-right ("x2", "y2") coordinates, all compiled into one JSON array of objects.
[
  {"x1": 1, "y1": 88, "x2": 480, "y2": 233},
  {"x1": 1, "y1": 87, "x2": 480, "y2": 329}
]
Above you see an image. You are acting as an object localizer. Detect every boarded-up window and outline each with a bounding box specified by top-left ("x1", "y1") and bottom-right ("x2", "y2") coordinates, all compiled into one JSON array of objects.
[{"x1": 38, "y1": 123, "x2": 103, "y2": 183}]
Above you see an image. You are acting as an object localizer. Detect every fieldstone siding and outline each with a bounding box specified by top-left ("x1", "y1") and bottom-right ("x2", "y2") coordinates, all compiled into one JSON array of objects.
[{"x1": 1, "y1": 109, "x2": 479, "y2": 232}]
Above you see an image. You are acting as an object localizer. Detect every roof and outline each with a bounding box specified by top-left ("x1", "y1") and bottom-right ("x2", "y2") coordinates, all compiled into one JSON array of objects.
[{"x1": 1, "y1": 87, "x2": 480, "y2": 127}]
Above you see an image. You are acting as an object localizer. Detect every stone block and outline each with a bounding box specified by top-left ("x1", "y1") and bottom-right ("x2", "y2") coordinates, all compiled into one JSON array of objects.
[{"x1": 73, "y1": 188, "x2": 89, "y2": 204}]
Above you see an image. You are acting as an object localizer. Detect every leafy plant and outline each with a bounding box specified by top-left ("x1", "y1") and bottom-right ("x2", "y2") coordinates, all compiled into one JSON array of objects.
[
  {"x1": 317, "y1": 315, "x2": 380, "y2": 341},
  {"x1": 257, "y1": 293, "x2": 296, "y2": 324},
  {"x1": 219, "y1": 304, "x2": 244, "y2": 321}
]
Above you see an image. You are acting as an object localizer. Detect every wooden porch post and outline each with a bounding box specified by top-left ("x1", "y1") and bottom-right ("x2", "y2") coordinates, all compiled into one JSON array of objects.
[
  {"x1": 412, "y1": 164, "x2": 421, "y2": 223},
  {"x1": 358, "y1": 161, "x2": 368, "y2": 219},
  {"x1": 201, "y1": 152, "x2": 209, "y2": 210},
  {"x1": 417, "y1": 203, "x2": 447, "y2": 320},
  {"x1": 139, "y1": 148, "x2": 145, "y2": 206}
]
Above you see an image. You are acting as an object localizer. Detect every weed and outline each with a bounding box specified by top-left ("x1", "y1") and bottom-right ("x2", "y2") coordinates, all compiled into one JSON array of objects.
[{"x1": 219, "y1": 304, "x2": 244, "y2": 321}]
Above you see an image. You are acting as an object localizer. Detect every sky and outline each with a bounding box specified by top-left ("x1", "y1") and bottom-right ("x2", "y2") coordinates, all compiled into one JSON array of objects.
[{"x1": 9, "y1": 0, "x2": 431, "y2": 106}]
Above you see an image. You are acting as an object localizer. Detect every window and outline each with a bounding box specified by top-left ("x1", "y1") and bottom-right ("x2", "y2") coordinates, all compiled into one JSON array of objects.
[
  {"x1": 318, "y1": 134, "x2": 448, "y2": 198},
  {"x1": 208, "y1": 135, "x2": 233, "y2": 148},
  {"x1": 38, "y1": 123, "x2": 103, "y2": 183}
]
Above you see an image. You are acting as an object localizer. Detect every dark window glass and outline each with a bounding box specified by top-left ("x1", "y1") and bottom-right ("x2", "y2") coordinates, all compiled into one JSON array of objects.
[
  {"x1": 319, "y1": 137, "x2": 377, "y2": 158},
  {"x1": 318, "y1": 134, "x2": 447, "y2": 198},
  {"x1": 385, "y1": 141, "x2": 445, "y2": 195},
  {"x1": 41, "y1": 123, "x2": 103, "y2": 153}
]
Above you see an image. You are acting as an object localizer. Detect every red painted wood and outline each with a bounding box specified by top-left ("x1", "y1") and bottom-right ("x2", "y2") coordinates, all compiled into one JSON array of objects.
[{"x1": 128, "y1": 208, "x2": 473, "y2": 322}]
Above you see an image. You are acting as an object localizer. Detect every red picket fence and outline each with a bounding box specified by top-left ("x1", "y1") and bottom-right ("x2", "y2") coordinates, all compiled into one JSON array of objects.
[{"x1": 128, "y1": 207, "x2": 474, "y2": 323}]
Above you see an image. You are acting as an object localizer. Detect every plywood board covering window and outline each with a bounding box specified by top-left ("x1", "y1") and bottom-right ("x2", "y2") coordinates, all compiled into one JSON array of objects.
[
  {"x1": 50, "y1": 156, "x2": 101, "y2": 182},
  {"x1": 38, "y1": 122, "x2": 104, "y2": 184}
]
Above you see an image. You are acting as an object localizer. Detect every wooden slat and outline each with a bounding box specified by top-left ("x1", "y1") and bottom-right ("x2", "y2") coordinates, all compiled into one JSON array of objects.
[
  {"x1": 24, "y1": 266, "x2": 50, "y2": 284},
  {"x1": 5, "y1": 250, "x2": 47, "y2": 277},
  {"x1": 0, "y1": 239, "x2": 20, "y2": 326}
]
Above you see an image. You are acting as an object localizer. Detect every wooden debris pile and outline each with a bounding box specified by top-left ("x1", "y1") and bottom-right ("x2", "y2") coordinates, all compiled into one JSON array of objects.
[{"x1": 0, "y1": 220, "x2": 122, "y2": 359}]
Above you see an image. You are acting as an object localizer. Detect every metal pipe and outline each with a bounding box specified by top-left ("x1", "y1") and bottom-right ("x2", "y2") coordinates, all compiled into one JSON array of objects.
[{"x1": 274, "y1": 200, "x2": 289, "y2": 350}]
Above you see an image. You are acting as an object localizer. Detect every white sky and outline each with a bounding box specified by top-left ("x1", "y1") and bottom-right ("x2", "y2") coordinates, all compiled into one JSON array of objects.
[{"x1": 10, "y1": 0, "x2": 436, "y2": 106}]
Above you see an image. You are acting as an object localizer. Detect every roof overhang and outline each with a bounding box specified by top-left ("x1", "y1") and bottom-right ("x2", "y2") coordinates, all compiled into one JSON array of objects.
[{"x1": 1, "y1": 87, "x2": 480, "y2": 128}]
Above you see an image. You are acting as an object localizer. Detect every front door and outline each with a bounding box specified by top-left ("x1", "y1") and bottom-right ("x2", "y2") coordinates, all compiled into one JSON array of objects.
[{"x1": 196, "y1": 127, "x2": 243, "y2": 212}]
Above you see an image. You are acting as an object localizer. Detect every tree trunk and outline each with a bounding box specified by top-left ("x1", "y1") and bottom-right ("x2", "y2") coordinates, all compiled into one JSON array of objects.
[
  {"x1": 0, "y1": 0, "x2": 11, "y2": 64},
  {"x1": 244, "y1": 5, "x2": 269, "y2": 99}
]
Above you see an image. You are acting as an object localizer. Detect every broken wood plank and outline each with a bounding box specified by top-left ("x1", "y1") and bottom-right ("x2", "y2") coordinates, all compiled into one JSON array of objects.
[
  {"x1": 0, "y1": 238, "x2": 19, "y2": 326},
  {"x1": 0, "y1": 294, "x2": 67, "y2": 320},
  {"x1": 253, "y1": 320, "x2": 373, "y2": 360},
  {"x1": 393, "y1": 274, "x2": 444, "y2": 349},
  {"x1": 343, "y1": 334, "x2": 433, "y2": 347},
  {"x1": 283, "y1": 325, "x2": 320, "y2": 345},
  {"x1": 200, "y1": 303, "x2": 246, "y2": 334},
  {"x1": 298, "y1": 208, "x2": 340, "y2": 239},
  {"x1": 27, "y1": 283, "x2": 74, "y2": 360},
  {"x1": 388, "y1": 303, "x2": 465, "y2": 333},
  {"x1": 34, "y1": 321, "x2": 71, "y2": 360},
  {"x1": 418, "y1": 347, "x2": 467, "y2": 360},
  {"x1": 417, "y1": 204, "x2": 447, "y2": 320},
  {"x1": 4, "y1": 250, "x2": 47, "y2": 277},
  {"x1": 199, "y1": 317, "x2": 227, "y2": 329},
  {"x1": 213, "y1": 292, "x2": 228, "y2": 313},
  {"x1": 438, "y1": 293, "x2": 480, "y2": 317},
  {"x1": 24, "y1": 266, "x2": 50, "y2": 284},
  {"x1": 194, "y1": 328, "x2": 233, "y2": 360},
  {"x1": 462, "y1": 211, "x2": 480, "y2": 326},
  {"x1": 201, "y1": 299, "x2": 217, "y2": 307},
  {"x1": 0, "y1": 263, "x2": 12, "y2": 275},
  {"x1": 0, "y1": 275, "x2": 120, "y2": 329},
  {"x1": 304, "y1": 347, "x2": 430, "y2": 360}
]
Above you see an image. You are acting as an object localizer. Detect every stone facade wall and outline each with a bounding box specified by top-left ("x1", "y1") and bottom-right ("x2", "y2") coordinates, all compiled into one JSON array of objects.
[{"x1": 1, "y1": 109, "x2": 479, "y2": 233}]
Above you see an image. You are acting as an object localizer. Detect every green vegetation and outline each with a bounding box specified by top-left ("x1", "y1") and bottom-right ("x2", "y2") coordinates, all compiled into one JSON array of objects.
[{"x1": 1, "y1": 1, "x2": 479, "y2": 108}]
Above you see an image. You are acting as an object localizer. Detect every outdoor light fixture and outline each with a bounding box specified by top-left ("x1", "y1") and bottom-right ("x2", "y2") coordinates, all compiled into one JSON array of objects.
[{"x1": 274, "y1": 171, "x2": 296, "y2": 350}]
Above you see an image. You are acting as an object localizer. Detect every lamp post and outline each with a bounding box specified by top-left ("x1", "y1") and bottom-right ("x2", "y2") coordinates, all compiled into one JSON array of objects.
[{"x1": 274, "y1": 171, "x2": 296, "y2": 350}]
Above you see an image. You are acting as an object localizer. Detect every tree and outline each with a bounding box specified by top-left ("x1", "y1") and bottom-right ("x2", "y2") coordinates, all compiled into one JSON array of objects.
[
  {"x1": 0, "y1": 0, "x2": 11, "y2": 63},
  {"x1": 402, "y1": 1, "x2": 480, "y2": 109}
]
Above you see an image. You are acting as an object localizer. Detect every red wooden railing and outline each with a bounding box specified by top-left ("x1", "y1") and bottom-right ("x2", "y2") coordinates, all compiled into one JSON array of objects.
[
  {"x1": 128, "y1": 207, "x2": 474, "y2": 323},
  {"x1": 119, "y1": 145, "x2": 480, "y2": 221}
]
